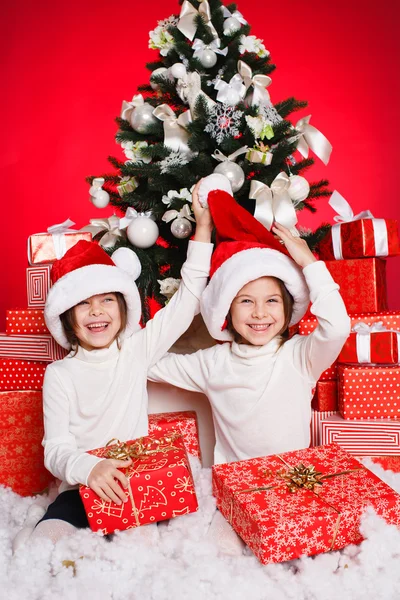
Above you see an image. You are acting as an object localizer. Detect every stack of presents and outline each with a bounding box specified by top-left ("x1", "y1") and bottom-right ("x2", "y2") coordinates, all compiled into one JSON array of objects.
[{"x1": 1, "y1": 207, "x2": 400, "y2": 564}]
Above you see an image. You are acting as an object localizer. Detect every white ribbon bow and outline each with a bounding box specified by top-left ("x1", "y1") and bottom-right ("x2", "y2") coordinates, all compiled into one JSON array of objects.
[
  {"x1": 211, "y1": 146, "x2": 248, "y2": 164},
  {"x1": 214, "y1": 74, "x2": 246, "y2": 106},
  {"x1": 221, "y1": 6, "x2": 248, "y2": 26},
  {"x1": 177, "y1": 0, "x2": 218, "y2": 41},
  {"x1": 192, "y1": 38, "x2": 228, "y2": 58},
  {"x1": 329, "y1": 191, "x2": 388, "y2": 260},
  {"x1": 171, "y1": 64, "x2": 215, "y2": 114},
  {"x1": 162, "y1": 204, "x2": 195, "y2": 224},
  {"x1": 119, "y1": 208, "x2": 153, "y2": 230},
  {"x1": 249, "y1": 173, "x2": 298, "y2": 233},
  {"x1": 352, "y1": 322, "x2": 400, "y2": 364},
  {"x1": 237, "y1": 61, "x2": 272, "y2": 108},
  {"x1": 152, "y1": 104, "x2": 192, "y2": 154},
  {"x1": 294, "y1": 115, "x2": 332, "y2": 165},
  {"x1": 120, "y1": 94, "x2": 144, "y2": 122},
  {"x1": 47, "y1": 218, "x2": 76, "y2": 259},
  {"x1": 80, "y1": 216, "x2": 124, "y2": 249}
]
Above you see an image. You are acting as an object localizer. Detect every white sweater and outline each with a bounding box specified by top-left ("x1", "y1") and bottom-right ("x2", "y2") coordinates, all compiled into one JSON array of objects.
[
  {"x1": 148, "y1": 261, "x2": 351, "y2": 465},
  {"x1": 42, "y1": 241, "x2": 213, "y2": 492}
]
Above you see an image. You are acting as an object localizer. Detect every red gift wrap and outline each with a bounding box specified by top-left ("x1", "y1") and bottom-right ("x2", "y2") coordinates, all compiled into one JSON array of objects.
[
  {"x1": 6, "y1": 309, "x2": 49, "y2": 335},
  {"x1": 370, "y1": 456, "x2": 400, "y2": 472},
  {"x1": 312, "y1": 380, "x2": 338, "y2": 411},
  {"x1": 299, "y1": 310, "x2": 400, "y2": 336},
  {"x1": 80, "y1": 432, "x2": 198, "y2": 535},
  {"x1": 338, "y1": 328, "x2": 399, "y2": 365},
  {"x1": 0, "y1": 333, "x2": 67, "y2": 362},
  {"x1": 0, "y1": 391, "x2": 53, "y2": 496},
  {"x1": 310, "y1": 410, "x2": 338, "y2": 447},
  {"x1": 0, "y1": 359, "x2": 46, "y2": 391},
  {"x1": 28, "y1": 231, "x2": 92, "y2": 265},
  {"x1": 318, "y1": 363, "x2": 338, "y2": 381},
  {"x1": 148, "y1": 411, "x2": 201, "y2": 460},
  {"x1": 212, "y1": 443, "x2": 400, "y2": 565},
  {"x1": 324, "y1": 258, "x2": 387, "y2": 314},
  {"x1": 26, "y1": 265, "x2": 51, "y2": 308},
  {"x1": 319, "y1": 218, "x2": 400, "y2": 261},
  {"x1": 321, "y1": 413, "x2": 400, "y2": 455},
  {"x1": 338, "y1": 365, "x2": 400, "y2": 420}
]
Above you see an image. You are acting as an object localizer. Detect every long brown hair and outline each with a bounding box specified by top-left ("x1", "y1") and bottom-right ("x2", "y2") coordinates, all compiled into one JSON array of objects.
[{"x1": 60, "y1": 292, "x2": 128, "y2": 355}]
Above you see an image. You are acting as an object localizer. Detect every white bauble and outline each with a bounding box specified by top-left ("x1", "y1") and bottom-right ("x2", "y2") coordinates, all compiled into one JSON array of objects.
[
  {"x1": 288, "y1": 175, "x2": 310, "y2": 203},
  {"x1": 150, "y1": 67, "x2": 169, "y2": 90},
  {"x1": 223, "y1": 16, "x2": 241, "y2": 35},
  {"x1": 127, "y1": 216, "x2": 159, "y2": 248},
  {"x1": 171, "y1": 217, "x2": 193, "y2": 239},
  {"x1": 199, "y1": 49, "x2": 217, "y2": 68},
  {"x1": 214, "y1": 161, "x2": 245, "y2": 193},
  {"x1": 170, "y1": 63, "x2": 187, "y2": 80},
  {"x1": 91, "y1": 189, "x2": 110, "y2": 209},
  {"x1": 130, "y1": 104, "x2": 157, "y2": 133}
]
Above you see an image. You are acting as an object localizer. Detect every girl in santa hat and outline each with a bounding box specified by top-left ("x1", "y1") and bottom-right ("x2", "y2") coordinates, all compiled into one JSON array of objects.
[
  {"x1": 148, "y1": 174, "x2": 351, "y2": 554},
  {"x1": 13, "y1": 182, "x2": 213, "y2": 549}
]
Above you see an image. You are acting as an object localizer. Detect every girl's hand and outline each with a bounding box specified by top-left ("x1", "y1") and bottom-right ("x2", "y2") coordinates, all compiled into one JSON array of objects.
[
  {"x1": 272, "y1": 222, "x2": 317, "y2": 268},
  {"x1": 87, "y1": 457, "x2": 132, "y2": 505},
  {"x1": 192, "y1": 179, "x2": 214, "y2": 243}
]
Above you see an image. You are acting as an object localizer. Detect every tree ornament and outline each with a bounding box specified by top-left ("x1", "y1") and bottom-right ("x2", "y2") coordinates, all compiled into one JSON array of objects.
[
  {"x1": 288, "y1": 175, "x2": 310, "y2": 203},
  {"x1": 214, "y1": 161, "x2": 245, "y2": 194},
  {"x1": 162, "y1": 204, "x2": 195, "y2": 239},
  {"x1": 223, "y1": 16, "x2": 242, "y2": 35},
  {"x1": 198, "y1": 48, "x2": 217, "y2": 68},
  {"x1": 89, "y1": 178, "x2": 110, "y2": 209},
  {"x1": 119, "y1": 208, "x2": 159, "y2": 249},
  {"x1": 130, "y1": 103, "x2": 158, "y2": 134},
  {"x1": 150, "y1": 67, "x2": 172, "y2": 90}
]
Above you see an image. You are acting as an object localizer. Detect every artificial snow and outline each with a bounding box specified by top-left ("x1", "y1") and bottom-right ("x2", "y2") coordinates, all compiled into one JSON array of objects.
[{"x1": 1, "y1": 457, "x2": 400, "y2": 600}]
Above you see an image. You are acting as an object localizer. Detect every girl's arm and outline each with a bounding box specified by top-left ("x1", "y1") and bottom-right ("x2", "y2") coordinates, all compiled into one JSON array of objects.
[{"x1": 148, "y1": 347, "x2": 211, "y2": 393}]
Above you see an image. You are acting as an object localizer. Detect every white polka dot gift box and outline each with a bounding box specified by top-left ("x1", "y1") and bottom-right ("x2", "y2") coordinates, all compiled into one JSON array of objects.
[
  {"x1": 338, "y1": 365, "x2": 400, "y2": 420},
  {"x1": 6, "y1": 309, "x2": 49, "y2": 335},
  {"x1": 299, "y1": 310, "x2": 400, "y2": 337},
  {"x1": 79, "y1": 432, "x2": 198, "y2": 535},
  {"x1": 0, "y1": 359, "x2": 46, "y2": 391}
]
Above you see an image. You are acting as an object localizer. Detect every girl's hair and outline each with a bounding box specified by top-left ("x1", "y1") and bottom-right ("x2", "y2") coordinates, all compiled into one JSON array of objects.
[
  {"x1": 60, "y1": 292, "x2": 128, "y2": 355},
  {"x1": 226, "y1": 277, "x2": 294, "y2": 348}
]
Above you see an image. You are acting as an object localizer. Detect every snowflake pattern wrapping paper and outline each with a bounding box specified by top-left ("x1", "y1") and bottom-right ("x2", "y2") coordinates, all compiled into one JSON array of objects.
[
  {"x1": 148, "y1": 411, "x2": 201, "y2": 460},
  {"x1": 212, "y1": 443, "x2": 400, "y2": 565},
  {"x1": 80, "y1": 432, "x2": 198, "y2": 534}
]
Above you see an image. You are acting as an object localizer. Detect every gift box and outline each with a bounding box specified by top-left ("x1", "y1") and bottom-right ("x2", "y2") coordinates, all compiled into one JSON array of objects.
[
  {"x1": 0, "y1": 359, "x2": 46, "y2": 391},
  {"x1": 0, "y1": 333, "x2": 67, "y2": 362},
  {"x1": 370, "y1": 456, "x2": 400, "y2": 472},
  {"x1": 148, "y1": 411, "x2": 201, "y2": 460},
  {"x1": 80, "y1": 432, "x2": 198, "y2": 535},
  {"x1": 310, "y1": 410, "x2": 338, "y2": 447},
  {"x1": 321, "y1": 413, "x2": 400, "y2": 455},
  {"x1": 26, "y1": 265, "x2": 51, "y2": 308},
  {"x1": 299, "y1": 310, "x2": 400, "y2": 336},
  {"x1": 312, "y1": 380, "x2": 338, "y2": 411},
  {"x1": 324, "y1": 258, "x2": 387, "y2": 314},
  {"x1": 0, "y1": 391, "x2": 53, "y2": 495},
  {"x1": 338, "y1": 365, "x2": 400, "y2": 420},
  {"x1": 212, "y1": 443, "x2": 400, "y2": 564},
  {"x1": 28, "y1": 227, "x2": 92, "y2": 265},
  {"x1": 338, "y1": 323, "x2": 399, "y2": 365},
  {"x1": 6, "y1": 309, "x2": 49, "y2": 335}
]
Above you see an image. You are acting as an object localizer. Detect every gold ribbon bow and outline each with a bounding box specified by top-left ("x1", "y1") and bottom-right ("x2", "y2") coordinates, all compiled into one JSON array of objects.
[
  {"x1": 152, "y1": 104, "x2": 192, "y2": 155},
  {"x1": 249, "y1": 173, "x2": 298, "y2": 233},
  {"x1": 237, "y1": 61, "x2": 272, "y2": 108},
  {"x1": 105, "y1": 433, "x2": 180, "y2": 461},
  {"x1": 120, "y1": 94, "x2": 145, "y2": 122},
  {"x1": 177, "y1": 0, "x2": 218, "y2": 41},
  {"x1": 294, "y1": 115, "x2": 332, "y2": 166}
]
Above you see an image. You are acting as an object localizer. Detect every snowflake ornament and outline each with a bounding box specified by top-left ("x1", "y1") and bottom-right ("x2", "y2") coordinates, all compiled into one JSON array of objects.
[
  {"x1": 239, "y1": 35, "x2": 270, "y2": 58},
  {"x1": 159, "y1": 152, "x2": 190, "y2": 174},
  {"x1": 205, "y1": 104, "x2": 244, "y2": 144}
]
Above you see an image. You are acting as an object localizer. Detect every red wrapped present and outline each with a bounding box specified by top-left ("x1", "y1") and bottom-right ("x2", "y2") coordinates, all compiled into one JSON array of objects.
[
  {"x1": 370, "y1": 456, "x2": 400, "y2": 472},
  {"x1": 6, "y1": 309, "x2": 49, "y2": 335},
  {"x1": 148, "y1": 411, "x2": 201, "y2": 460},
  {"x1": 0, "y1": 333, "x2": 67, "y2": 362},
  {"x1": 318, "y1": 363, "x2": 338, "y2": 381},
  {"x1": 0, "y1": 391, "x2": 53, "y2": 495},
  {"x1": 318, "y1": 192, "x2": 400, "y2": 261},
  {"x1": 338, "y1": 322, "x2": 399, "y2": 365},
  {"x1": 338, "y1": 365, "x2": 400, "y2": 420},
  {"x1": 299, "y1": 310, "x2": 400, "y2": 336},
  {"x1": 26, "y1": 265, "x2": 51, "y2": 308},
  {"x1": 325, "y1": 258, "x2": 387, "y2": 314},
  {"x1": 321, "y1": 413, "x2": 400, "y2": 455},
  {"x1": 80, "y1": 432, "x2": 198, "y2": 535},
  {"x1": 0, "y1": 359, "x2": 46, "y2": 391},
  {"x1": 212, "y1": 443, "x2": 400, "y2": 564},
  {"x1": 28, "y1": 219, "x2": 92, "y2": 265},
  {"x1": 312, "y1": 380, "x2": 338, "y2": 411},
  {"x1": 310, "y1": 410, "x2": 338, "y2": 447}
]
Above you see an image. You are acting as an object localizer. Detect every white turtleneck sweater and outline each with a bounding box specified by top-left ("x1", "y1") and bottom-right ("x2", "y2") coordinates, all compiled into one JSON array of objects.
[
  {"x1": 148, "y1": 261, "x2": 351, "y2": 465},
  {"x1": 42, "y1": 240, "x2": 213, "y2": 492}
]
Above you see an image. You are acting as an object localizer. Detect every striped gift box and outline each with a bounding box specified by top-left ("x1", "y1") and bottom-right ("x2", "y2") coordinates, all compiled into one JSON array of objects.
[
  {"x1": 26, "y1": 266, "x2": 51, "y2": 308},
  {"x1": 310, "y1": 410, "x2": 338, "y2": 447},
  {"x1": 321, "y1": 413, "x2": 400, "y2": 455},
  {"x1": 0, "y1": 334, "x2": 66, "y2": 362}
]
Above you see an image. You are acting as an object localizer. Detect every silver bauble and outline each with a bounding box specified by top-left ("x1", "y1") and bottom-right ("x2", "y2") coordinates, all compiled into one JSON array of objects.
[
  {"x1": 199, "y1": 48, "x2": 217, "y2": 68},
  {"x1": 223, "y1": 16, "x2": 241, "y2": 35},
  {"x1": 214, "y1": 161, "x2": 245, "y2": 193},
  {"x1": 130, "y1": 104, "x2": 157, "y2": 134},
  {"x1": 170, "y1": 63, "x2": 187, "y2": 80},
  {"x1": 288, "y1": 175, "x2": 310, "y2": 203},
  {"x1": 171, "y1": 217, "x2": 193, "y2": 239},
  {"x1": 127, "y1": 216, "x2": 159, "y2": 248},
  {"x1": 91, "y1": 189, "x2": 110, "y2": 209},
  {"x1": 150, "y1": 67, "x2": 169, "y2": 90}
]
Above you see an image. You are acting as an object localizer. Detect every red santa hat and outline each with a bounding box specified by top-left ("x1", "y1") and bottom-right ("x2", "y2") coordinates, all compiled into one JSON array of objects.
[
  {"x1": 198, "y1": 174, "x2": 309, "y2": 342},
  {"x1": 44, "y1": 240, "x2": 142, "y2": 349}
]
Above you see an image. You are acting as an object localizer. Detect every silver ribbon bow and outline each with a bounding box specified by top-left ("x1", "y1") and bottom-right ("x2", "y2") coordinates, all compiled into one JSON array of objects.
[
  {"x1": 152, "y1": 104, "x2": 192, "y2": 154},
  {"x1": 192, "y1": 38, "x2": 228, "y2": 59},
  {"x1": 221, "y1": 6, "x2": 248, "y2": 26},
  {"x1": 250, "y1": 173, "x2": 298, "y2": 233},
  {"x1": 294, "y1": 115, "x2": 332, "y2": 165},
  {"x1": 120, "y1": 94, "x2": 144, "y2": 122},
  {"x1": 211, "y1": 147, "x2": 248, "y2": 164},
  {"x1": 177, "y1": 0, "x2": 218, "y2": 41},
  {"x1": 162, "y1": 204, "x2": 195, "y2": 224},
  {"x1": 329, "y1": 191, "x2": 388, "y2": 260},
  {"x1": 214, "y1": 74, "x2": 246, "y2": 106},
  {"x1": 119, "y1": 207, "x2": 154, "y2": 230},
  {"x1": 47, "y1": 218, "x2": 76, "y2": 259},
  {"x1": 237, "y1": 61, "x2": 272, "y2": 109},
  {"x1": 80, "y1": 216, "x2": 124, "y2": 249},
  {"x1": 352, "y1": 322, "x2": 399, "y2": 364}
]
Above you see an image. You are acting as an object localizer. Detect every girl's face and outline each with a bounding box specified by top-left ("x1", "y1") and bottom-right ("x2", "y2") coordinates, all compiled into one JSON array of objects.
[
  {"x1": 230, "y1": 277, "x2": 285, "y2": 346},
  {"x1": 73, "y1": 293, "x2": 122, "y2": 351}
]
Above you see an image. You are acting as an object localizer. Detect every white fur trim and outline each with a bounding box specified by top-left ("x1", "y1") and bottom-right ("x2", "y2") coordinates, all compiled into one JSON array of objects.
[
  {"x1": 198, "y1": 174, "x2": 233, "y2": 208},
  {"x1": 200, "y1": 248, "x2": 309, "y2": 341},
  {"x1": 111, "y1": 247, "x2": 141, "y2": 280},
  {"x1": 44, "y1": 264, "x2": 141, "y2": 349}
]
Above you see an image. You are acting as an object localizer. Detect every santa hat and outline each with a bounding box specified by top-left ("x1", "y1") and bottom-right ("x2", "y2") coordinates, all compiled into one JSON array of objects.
[
  {"x1": 44, "y1": 240, "x2": 142, "y2": 349},
  {"x1": 198, "y1": 174, "x2": 309, "y2": 342}
]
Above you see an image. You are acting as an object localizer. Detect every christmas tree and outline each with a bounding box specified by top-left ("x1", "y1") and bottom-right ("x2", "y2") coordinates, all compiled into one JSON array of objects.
[{"x1": 87, "y1": 0, "x2": 332, "y2": 322}]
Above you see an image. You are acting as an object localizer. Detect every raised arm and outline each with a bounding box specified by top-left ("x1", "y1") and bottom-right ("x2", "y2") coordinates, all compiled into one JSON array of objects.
[{"x1": 148, "y1": 347, "x2": 212, "y2": 393}]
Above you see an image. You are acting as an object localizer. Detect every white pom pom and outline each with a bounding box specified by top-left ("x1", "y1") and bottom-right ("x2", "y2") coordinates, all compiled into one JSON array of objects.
[
  {"x1": 198, "y1": 174, "x2": 233, "y2": 208},
  {"x1": 111, "y1": 247, "x2": 141, "y2": 280}
]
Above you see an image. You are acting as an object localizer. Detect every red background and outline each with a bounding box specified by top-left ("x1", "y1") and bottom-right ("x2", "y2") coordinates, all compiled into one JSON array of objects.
[{"x1": 2, "y1": 0, "x2": 400, "y2": 329}]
